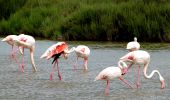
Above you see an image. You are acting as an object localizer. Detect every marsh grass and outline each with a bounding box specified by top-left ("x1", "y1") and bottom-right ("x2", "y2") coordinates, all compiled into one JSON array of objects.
[{"x1": 1, "y1": 0, "x2": 170, "y2": 42}]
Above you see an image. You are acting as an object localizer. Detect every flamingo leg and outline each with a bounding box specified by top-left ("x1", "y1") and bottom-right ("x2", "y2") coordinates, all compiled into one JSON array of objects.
[
  {"x1": 12, "y1": 53, "x2": 22, "y2": 72},
  {"x1": 50, "y1": 59, "x2": 62, "y2": 80},
  {"x1": 20, "y1": 48, "x2": 24, "y2": 73},
  {"x1": 10, "y1": 45, "x2": 17, "y2": 59},
  {"x1": 10, "y1": 46, "x2": 24, "y2": 73},
  {"x1": 136, "y1": 65, "x2": 141, "y2": 88},
  {"x1": 119, "y1": 77, "x2": 133, "y2": 88},
  {"x1": 56, "y1": 60, "x2": 62, "y2": 80},
  {"x1": 105, "y1": 80, "x2": 110, "y2": 96},
  {"x1": 10, "y1": 45, "x2": 14, "y2": 58},
  {"x1": 83, "y1": 58, "x2": 88, "y2": 70},
  {"x1": 73, "y1": 57, "x2": 78, "y2": 70},
  {"x1": 50, "y1": 60, "x2": 57, "y2": 80},
  {"x1": 126, "y1": 63, "x2": 133, "y2": 72}
]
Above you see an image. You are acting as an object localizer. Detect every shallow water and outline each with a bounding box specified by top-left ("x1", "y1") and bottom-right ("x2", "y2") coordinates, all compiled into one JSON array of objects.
[{"x1": 0, "y1": 39, "x2": 169, "y2": 100}]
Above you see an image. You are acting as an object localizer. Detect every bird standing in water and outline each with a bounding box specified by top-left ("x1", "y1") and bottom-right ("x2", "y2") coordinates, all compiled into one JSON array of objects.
[
  {"x1": 40, "y1": 42, "x2": 70, "y2": 80},
  {"x1": 95, "y1": 60, "x2": 133, "y2": 96},
  {"x1": 13, "y1": 34, "x2": 37, "y2": 73},
  {"x1": 67, "y1": 45, "x2": 90, "y2": 70},
  {"x1": 120, "y1": 50, "x2": 165, "y2": 89}
]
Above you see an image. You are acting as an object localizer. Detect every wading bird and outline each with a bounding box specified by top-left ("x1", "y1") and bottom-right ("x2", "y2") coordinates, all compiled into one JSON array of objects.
[
  {"x1": 94, "y1": 61, "x2": 133, "y2": 96},
  {"x1": 120, "y1": 50, "x2": 165, "y2": 89},
  {"x1": 40, "y1": 42, "x2": 71, "y2": 80},
  {"x1": 13, "y1": 34, "x2": 37, "y2": 73},
  {"x1": 68, "y1": 45, "x2": 90, "y2": 70},
  {"x1": 126, "y1": 37, "x2": 140, "y2": 52}
]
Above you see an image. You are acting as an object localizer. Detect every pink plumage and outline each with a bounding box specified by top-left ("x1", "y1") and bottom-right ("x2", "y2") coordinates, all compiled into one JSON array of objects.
[{"x1": 120, "y1": 50, "x2": 165, "y2": 89}]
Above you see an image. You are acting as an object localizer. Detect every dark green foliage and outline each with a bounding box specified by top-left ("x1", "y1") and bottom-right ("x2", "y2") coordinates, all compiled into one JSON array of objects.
[
  {"x1": 0, "y1": 0, "x2": 27, "y2": 19},
  {"x1": 1, "y1": 0, "x2": 170, "y2": 42}
]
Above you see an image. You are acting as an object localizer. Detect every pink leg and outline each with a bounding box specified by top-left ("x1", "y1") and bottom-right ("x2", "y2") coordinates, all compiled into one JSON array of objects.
[
  {"x1": 56, "y1": 60, "x2": 62, "y2": 80},
  {"x1": 11, "y1": 45, "x2": 14, "y2": 58},
  {"x1": 83, "y1": 58, "x2": 88, "y2": 70},
  {"x1": 10, "y1": 47, "x2": 23, "y2": 73},
  {"x1": 136, "y1": 65, "x2": 141, "y2": 88},
  {"x1": 50, "y1": 60, "x2": 56, "y2": 81},
  {"x1": 126, "y1": 63, "x2": 133, "y2": 72},
  {"x1": 73, "y1": 57, "x2": 78, "y2": 70},
  {"x1": 10, "y1": 45, "x2": 16, "y2": 59},
  {"x1": 12, "y1": 54, "x2": 22, "y2": 72},
  {"x1": 50, "y1": 60, "x2": 62, "y2": 80},
  {"x1": 119, "y1": 77, "x2": 133, "y2": 88},
  {"x1": 20, "y1": 49, "x2": 24, "y2": 73},
  {"x1": 105, "y1": 80, "x2": 110, "y2": 96}
]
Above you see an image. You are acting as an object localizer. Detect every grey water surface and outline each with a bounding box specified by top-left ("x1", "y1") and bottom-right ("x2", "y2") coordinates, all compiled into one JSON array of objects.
[{"x1": 0, "y1": 39, "x2": 169, "y2": 100}]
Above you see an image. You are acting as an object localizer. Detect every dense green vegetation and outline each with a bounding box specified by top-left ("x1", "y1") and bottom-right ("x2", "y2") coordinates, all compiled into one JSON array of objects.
[{"x1": 0, "y1": 0, "x2": 170, "y2": 42}]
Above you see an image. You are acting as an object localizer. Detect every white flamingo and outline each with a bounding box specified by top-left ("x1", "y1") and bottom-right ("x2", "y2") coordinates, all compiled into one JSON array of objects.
[
  {"x1": 66, "y1": 45, "x2": 90, "y2": 70},
  {"x1": 94, "y1": 60, "x2": 133, "y2": 96},
  {"x1": 120, "y1": 50, "x2": 165, "y2": 89},
  {"x1": 13, "y1": 34, "x2": 37, "y2": 72}
]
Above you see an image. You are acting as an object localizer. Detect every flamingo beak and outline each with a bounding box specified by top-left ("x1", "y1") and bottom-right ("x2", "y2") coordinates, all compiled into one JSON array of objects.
[
  {"x1": 40, "y1": 53, "x2": 47, "y2": 59},
  {"x1": 2, "y1": 38, "x2": 7, "y2": 42},
  {"x1": 40, "y1": 52, "x2": 52, "y2": 60}
]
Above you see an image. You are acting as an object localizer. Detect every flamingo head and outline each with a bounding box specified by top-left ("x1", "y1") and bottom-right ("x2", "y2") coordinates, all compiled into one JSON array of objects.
[
  {"x1": 160, "y1": 77, "x2": 165, "y2": 89},
  {"x1": 134, "y1": 37, "x2": 137, "y2": 42},
  {"x1": 62, "y1": 47, "x2": 76, "y2": 59},
  {"x1": 2, "y1": 35, "x2": 16, "y2": 42},
  {"x1": 40, "y1": 48, "x2": 54, "y2": 60}
]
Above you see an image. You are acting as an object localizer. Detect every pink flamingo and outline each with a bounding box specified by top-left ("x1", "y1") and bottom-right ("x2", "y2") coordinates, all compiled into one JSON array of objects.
[
  {"x1": 126, "y1": 37, "x2": 140, "y2": 52},
  {"x1": 94, "y1": 60, "x2": 133, "y2": 96},
  {"x1": 68, "y1": 45, "x2": 90, "y2": 70},
  {"x1": 2, "y1": 35, "x2": 18, "y2": 58},
  {"x1": 13, "y1": 34, "x2": 37, "y2": 72},
  {"x1": 120, "y1": 50, "x2": 165, "y2": 89},
  {"x1": 40, "y1": 42, "x2": 70, "y2": 80}
]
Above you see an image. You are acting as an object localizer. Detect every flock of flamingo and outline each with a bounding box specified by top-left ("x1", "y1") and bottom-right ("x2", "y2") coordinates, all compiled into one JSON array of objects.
[{"x1": 1, "y1": 34, "x2": 165, "y2": 96}]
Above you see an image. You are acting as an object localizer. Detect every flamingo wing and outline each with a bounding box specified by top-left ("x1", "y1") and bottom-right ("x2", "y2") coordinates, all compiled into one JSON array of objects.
[{"x1": 40, "y1": 42, "x2": 68, "y2": 59}]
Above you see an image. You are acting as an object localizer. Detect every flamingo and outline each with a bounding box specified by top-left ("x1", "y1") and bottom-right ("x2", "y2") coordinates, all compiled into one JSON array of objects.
[
  {"x1": 94, "y1": 60, "x2": 133, "y2": 96},
  {"x1": 120, "y1": 50, "x2": 165, "y2": 89},
  {"x1": 126, "y1": 37, "x2": 140, "y2": 52},
  {"x1": 40, "y1": 42, "x2": 70, "y2": 80},
  {"x1": 1, "y1": 35, "x2": 18, "y2": 58},
  {"x1": 67, "y1": 45, "x2": 90, "y2": 70},
  {"x1": 13, "y1": 34, "x2": 37, "y2": 72}
]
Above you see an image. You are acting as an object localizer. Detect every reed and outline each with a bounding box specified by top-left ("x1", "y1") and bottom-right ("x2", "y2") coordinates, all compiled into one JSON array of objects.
[{"x1": 0, "y1": 0, "x2": 170, "y2": 41}]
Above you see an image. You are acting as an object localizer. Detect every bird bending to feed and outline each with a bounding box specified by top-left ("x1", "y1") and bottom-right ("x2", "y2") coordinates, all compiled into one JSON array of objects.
[
  {"x1": 126, "y1": 37, "x2": 140, "y2": 52},
  {"x1": 120, "y1": 50, "x2": 165, "y2": 89},
  {"x1": 94, "y1": 60, "x2": 133, "y2": 96},
  {"x1": 40, "y1": 42, "x2": 71, "y2": 80},
  {"x1": 13, "y1": 34, "x2": 37, "y2": 73},
  {"x1": 2, "y1": 35, "x2": 18, "y2": 59},
  {"x1": 67, "y1": 45, "x2": 90, "y2": 70}
]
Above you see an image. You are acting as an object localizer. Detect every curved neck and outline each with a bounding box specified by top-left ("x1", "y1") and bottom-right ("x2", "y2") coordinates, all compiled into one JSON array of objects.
[
  {"x1": 65, "y1": 47, "x2": 75, "y2": 54},
  {"x1": 118, "y1": 60, "x2": 127, "y2": 69},
  {"x1": 143, "y1": 63, "x2": 165, "y2": 88}
]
